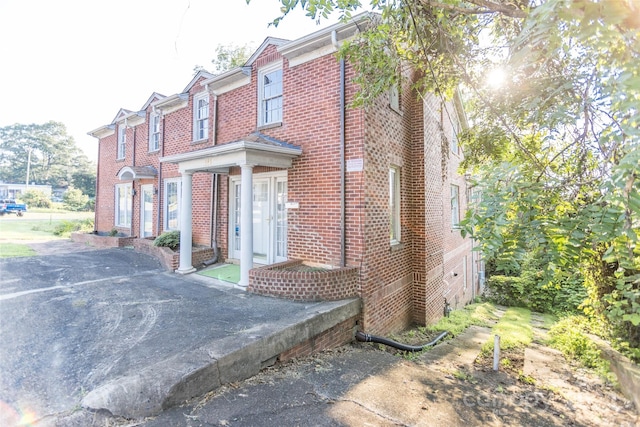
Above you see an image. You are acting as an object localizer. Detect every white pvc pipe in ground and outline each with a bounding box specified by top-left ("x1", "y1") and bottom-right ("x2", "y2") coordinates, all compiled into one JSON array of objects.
[{"x1": 493, "y1": 335, "x2": 500, "y2": 371}]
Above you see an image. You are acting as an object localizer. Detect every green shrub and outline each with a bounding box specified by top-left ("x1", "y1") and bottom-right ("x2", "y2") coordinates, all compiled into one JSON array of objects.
[
  {"x1": 53, "y1": 218, "x2": 94, "y2": 237},
  {"x1": 548, "y1": 316, "x2": 609, "y2": 372},
  {"x1": 63, "y1": 188, "x2": 89, "y2": 212},
  {"x1": 485, "y1": 275, "x2": 527, "y2": 306},
  {"x1": 153, "y1": 231, "x2": 180, "y2": 250},
  {"x1": 485, "y1": 249, "x2": 588, "y2": 314},
  {"x1": 21, "y1": 190, "x2": 52, "y2": 208}
]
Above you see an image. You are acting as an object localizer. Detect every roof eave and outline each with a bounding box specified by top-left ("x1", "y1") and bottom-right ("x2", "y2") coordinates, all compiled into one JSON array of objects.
[{"x1": 87, "y1": 124, "x2": 116, "y2": 139}]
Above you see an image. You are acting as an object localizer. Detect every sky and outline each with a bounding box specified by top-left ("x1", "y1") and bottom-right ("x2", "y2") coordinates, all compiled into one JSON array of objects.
[{"x1": 0, "y1": 0, "x2": 341, "y2": 163}]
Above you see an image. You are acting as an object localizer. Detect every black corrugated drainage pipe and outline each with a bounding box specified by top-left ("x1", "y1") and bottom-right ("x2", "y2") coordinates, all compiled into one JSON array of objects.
[{"x1": 355, "y1": 330, "x2": 449, "y2": 352}]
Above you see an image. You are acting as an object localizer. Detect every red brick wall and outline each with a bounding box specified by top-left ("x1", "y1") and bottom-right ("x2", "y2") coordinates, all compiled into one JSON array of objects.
[
  {"x1": 248, "y1": 260, "x2": 359, "y2": 301},
  {"x1": 93, "y1": 37, "x2": 475, "y2": 339},
  {"x1": 278, "y1": 316, "x2": 359, "y2": 362},
  {"x1": 356, "y1": 69, "x2": 417, "y2": 335}
]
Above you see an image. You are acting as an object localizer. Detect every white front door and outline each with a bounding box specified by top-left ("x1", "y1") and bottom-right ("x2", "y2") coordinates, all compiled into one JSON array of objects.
[
  {"x1": 230, "y1": 172, "x2": 287, "y2": 264},
  {"x1": 140, "y1": 184, "x2": 154, "y2": 238}
]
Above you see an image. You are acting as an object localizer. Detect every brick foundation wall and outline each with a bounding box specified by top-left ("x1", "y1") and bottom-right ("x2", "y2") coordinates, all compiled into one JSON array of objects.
[
  {"x1": 71, "y1": 232, "x2": 136, "y2": 248},
  {"x1": 248, "y1": 260, "x2": 359, "y2": 301},
  {"x1": 278, "y1": 316, "x2": 359, "y2": 362}
]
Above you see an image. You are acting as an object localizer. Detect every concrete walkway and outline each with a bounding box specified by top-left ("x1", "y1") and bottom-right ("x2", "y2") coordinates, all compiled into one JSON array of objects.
[{"x1": 0, "y1": 244, "x2": 359, "y2": 425}]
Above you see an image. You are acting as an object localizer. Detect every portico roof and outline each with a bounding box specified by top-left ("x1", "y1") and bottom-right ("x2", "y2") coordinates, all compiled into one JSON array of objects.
[
  {"x1": 117, "y1": 165, "x2": 158, "y2": 180},
  {"x1": 159, "y1": 132, "x2": 302, "y2": 173}
]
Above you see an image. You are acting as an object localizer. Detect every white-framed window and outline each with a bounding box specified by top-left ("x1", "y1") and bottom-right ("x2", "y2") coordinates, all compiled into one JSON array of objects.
[
  {"x1": 451, "y1": 184, "x2": 460, "y2": 228},
  {"x1": 115, "y1": 183, "x2": 132, "y2": 227},
  {"x1": 389, "y1": 84, "x2": 400, "y2": 112},
  {"x1": 193, "y1": 93, "x2": 209, "y2": 141},
  {"x1": 117, "y1": 125, "x2": 126, "y2": 159},
  {"x1": 164, "y1": 178, "x2": 181, "y2": 231},
  {"x1": 258, "y1": 62, "x2": 283, "y2": 126},
  {"x1": 451, "y1": 120, "x2": 460, "y2": 155},
  {"x1": 149, "y1": 112, "x2": 160, "y2": 152},
  {"x1": 389, "y1": 166, "x2": 401, "y2": 243}
]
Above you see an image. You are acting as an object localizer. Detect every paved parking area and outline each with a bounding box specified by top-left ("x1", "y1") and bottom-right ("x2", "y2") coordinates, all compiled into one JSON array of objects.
[{"x1": 0, "y1": 247, "x2": 358, "y2": 425}]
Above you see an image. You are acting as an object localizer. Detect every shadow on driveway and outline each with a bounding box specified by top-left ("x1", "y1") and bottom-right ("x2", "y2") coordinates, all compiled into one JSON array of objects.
[{"x1": 0, "y1": 247, "x2": 359, "y2": 425}]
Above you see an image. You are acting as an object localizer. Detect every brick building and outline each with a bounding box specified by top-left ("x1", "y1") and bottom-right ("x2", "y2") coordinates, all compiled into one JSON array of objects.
[{"x1": 88, "y1": 13, "x2": 481, "y2": 335}]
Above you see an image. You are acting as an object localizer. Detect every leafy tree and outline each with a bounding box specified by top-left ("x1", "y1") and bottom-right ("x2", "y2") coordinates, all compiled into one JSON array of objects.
[
  {"x1": 0, "y1": 122, "x2": 96, "y2": 191},
  {"x1": 63, "y1": 187, "x2": 89, "y2": 212},
  {"x1": 72, "y1": 170, "x2": 96, "y2": 198},
  {"x1": 256, "y1": 1, "x2": 640, "y2": 347},
  {"x1": 21, "y1": 190, "x2": 52, "y2": 209},
  {"x1": 194, "y1": 43, "x2": 254, "y2": 75}
]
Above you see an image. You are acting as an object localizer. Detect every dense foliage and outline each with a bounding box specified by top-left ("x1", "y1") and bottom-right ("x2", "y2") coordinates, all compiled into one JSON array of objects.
[
  {"x1": 21, "y1": 190, "x2": 52, "y2": 209},
  {"x1": 62, "y1": 187, "x2": 90, "y2": 212},
  {"x1": 0, "y1": 121, "x2": 96, "y2": 197},
  {"x1": 254, "y1": 0, "x2": 640, "y2": 351},
  {"x1": 153, "y1": 231, "x2": 181, "y2": 250}
]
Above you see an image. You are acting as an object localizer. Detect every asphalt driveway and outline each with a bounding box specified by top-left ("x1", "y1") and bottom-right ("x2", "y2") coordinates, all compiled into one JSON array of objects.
[{"x1": 0, "y1": 247, "x2": 359, "y2": 425}]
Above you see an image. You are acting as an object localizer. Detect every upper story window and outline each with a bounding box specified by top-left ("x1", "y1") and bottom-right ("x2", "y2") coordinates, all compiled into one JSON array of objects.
[
  {"x1": 451, "y1": 184, "x2": 460, "y2": 228},
  {"x1": 258, "y1": 63, "x2": 283, "y2": 126},
  {"x1": 389, "y1": 84, "x2": 400, "y2": 113},
  {"x1": 149, "y1": 112, "x2": 160, "y2": 152},
  {"x1": 389, "y1": 166, "x2": 401, "y2": 244},
  {"x1": 193, "y1": 93, "x2": 209, "y2": 141},
  {"x1": 451, "y1": 120, "x2": 460, "y2": 155},
  {"x1": 117, "y1": 125, "x2": 126, "y2": 159}
]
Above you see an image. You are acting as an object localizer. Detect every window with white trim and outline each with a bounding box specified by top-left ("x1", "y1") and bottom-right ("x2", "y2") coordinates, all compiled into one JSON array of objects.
[
  {"x1": 451, "y1": 184, "x2": 460, "y2": 228},
  {"x1": 117, "y1": 125, "x2": 126, "y2": 159},
  {"x1": 193, "y1": 93, "x2": 209, "y2": 141},
  {"x1": 164, "y1": 178, "x2": 181, "y2": 231},
  {"x1": 389, "y1": 166, "x2": 401, "y2": 243},
  {"x1": 149, "y1": 112, "x2": 160, "y2": 151},
  {"x1": 389, "y1": 84, "x2": 400, "y2": 112},
  {"x1": 115, "y1": 183, "x2": 132, "y2": 227},
  {"x1": 451, "y1": 120, "x2": 460, "y2": 155},
  {"x1": 258, "y1": 63, "x2": 283, "y2": 126}
]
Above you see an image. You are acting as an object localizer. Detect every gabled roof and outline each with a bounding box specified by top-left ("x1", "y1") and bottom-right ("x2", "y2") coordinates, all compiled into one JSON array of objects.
[
  {"x1": 151, "y1": 93, "x2": 189, "y2": 115},
  {"x1": 278, "y1": 12, "x2": 374, "y2": 64},
  {"x1": 183, "y1": 69, "x2": 215, "y2": 93},
  {"x1": 141, "y1": 92, "x2": 166, "y2": 111},
  {"x1": 111, "y1": 109, "x2": 133, "y2": 125},
  {"x1": 244, "y1": 37, "x2": 290, "y2": 66},
  {"x1": 113, "y1": 109, "x2": 146, "y2": 126}
]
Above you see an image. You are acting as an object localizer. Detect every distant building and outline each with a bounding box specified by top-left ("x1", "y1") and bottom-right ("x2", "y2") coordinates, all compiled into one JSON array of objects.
[{"x1": 0, "y1": 183, "x2": 52, "y2": 199}]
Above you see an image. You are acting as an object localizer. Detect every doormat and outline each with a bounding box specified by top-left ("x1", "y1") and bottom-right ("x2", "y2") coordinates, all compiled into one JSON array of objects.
[{"x1": 198, "y1": 264, "x2": 240, "y2": 284}]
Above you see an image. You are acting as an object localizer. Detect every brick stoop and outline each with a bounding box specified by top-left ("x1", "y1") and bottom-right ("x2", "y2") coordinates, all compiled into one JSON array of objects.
[{"x1": 248, "y1": 259, "x2": 359, "y2": 301}]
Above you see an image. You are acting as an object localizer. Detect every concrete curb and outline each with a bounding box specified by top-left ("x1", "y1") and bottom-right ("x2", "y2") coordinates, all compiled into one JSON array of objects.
[{"x1": 81, "y1": 298, "x2": 361, "y2": 418}]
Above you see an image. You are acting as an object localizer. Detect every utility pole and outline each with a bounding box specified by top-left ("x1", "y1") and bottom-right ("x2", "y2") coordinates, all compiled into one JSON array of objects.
[{"x1": 25, "y1": 147, "x2": 32, "y2": 190}]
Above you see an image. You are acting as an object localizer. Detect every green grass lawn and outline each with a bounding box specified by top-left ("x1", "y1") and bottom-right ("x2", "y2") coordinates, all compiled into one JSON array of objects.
[
  {"x1": 481, "y1": 307, "x2": 533, "y2": 355},
  {"x1": 0, "y1": 243, "x2": 37, "y2": 258},
  {"x1": 0, "y1": 211, "x2": 94, "y2": 242}
]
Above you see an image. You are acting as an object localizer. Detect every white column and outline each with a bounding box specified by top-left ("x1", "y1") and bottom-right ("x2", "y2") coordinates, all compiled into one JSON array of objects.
[
  {"x1": 239, "y1": 164, "x2": 254, "y2": 287},
  {"x1": 176, "y1": 171, "x2": 195, "y2": 274}
]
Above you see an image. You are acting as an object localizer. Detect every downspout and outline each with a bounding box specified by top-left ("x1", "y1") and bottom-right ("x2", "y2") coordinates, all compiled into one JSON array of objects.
[
  {"x1": 93, "y1": 137, "x2": 101, "y2": 233},
  {"x1": 156, "y1": 108, "x2": 164, "y2": 236},
  {"x1": 204, "y1": 90, "x2": 220, "y2": 265},
  {"x1": 131, "y1": 124, "x2": 137, "y2": 237},
  {"x1": 332, "y1": 30, "x2": 346, "y2": 268}
]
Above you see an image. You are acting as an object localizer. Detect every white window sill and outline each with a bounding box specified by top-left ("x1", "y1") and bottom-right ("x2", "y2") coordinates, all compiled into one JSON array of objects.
[
  {"x1": 390, "y1": 241, "x2": 405, "y2": 252},
  {"x1": 257, "y1": 122, "x2": 283, "y2": 131}
]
